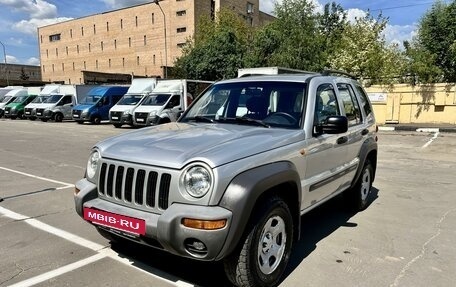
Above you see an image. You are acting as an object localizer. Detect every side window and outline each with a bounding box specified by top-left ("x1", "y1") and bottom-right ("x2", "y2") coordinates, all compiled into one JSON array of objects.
[
  {"x1": 354, "y1": 84, "x2": 372, "y2": 116},
  {"x1": 62, "y1": 96, "x2": 72, "y2": 105},
  {"x1": 169, "y1": 95, "x2": 180, "y2": 107},
  {"x1": 337, "y1": 83, "x2": 362, "y2": 126},
  {"x1": 314, "y1": 83, "x2": 340, "y2": 125}
]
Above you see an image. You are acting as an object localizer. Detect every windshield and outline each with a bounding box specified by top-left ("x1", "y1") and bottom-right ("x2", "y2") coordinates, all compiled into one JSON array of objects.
[
  {"x1": 12, "y1": 96, "x2": 28, "y2": 103},
  {"x1": 1, "y1": 96, "x2": 12, "y2": 103},
  {"x1": 180, "y1": 81, "x2": 306, "y2": 129},
  {"x1": 44, "y1": 94, "x2": 63, "y2": 104},
  {"x1": 116, "y1": 94, "x2": 143, "y2": 105},
  {"x1": 80, "y1": 95, "x2": 101, "y2": 104},
  {"x1": 31, "y1": 96, "x2": 48, "y2": 103},
  {"x1": 141, "y1": 94, "x2": 171, "y2": 106}
]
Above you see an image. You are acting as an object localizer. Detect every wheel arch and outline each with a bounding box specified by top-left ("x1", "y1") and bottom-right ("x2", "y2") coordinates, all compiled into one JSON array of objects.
[
  {"x1": 351, "y1": 138, "x2": 378, "y2": 188},
  {"x1": 216, "y1": 161, "x2": 301, "y2": 260}
]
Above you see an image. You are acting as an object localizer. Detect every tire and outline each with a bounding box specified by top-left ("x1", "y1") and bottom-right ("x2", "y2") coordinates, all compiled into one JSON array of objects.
[
  {"x1": 54, "y1": 113, "x2": 63, "y2": 122},
  {"x1": 113, "y1": 123, "x2": 122, "y2": 128},
  {"x1": 11, "y1": 116, "x2": 17, "y2": 120},
  {"x1": 29, "y1": 117, "x2": 36, "y2": 121},
  {"x1": 223, "y1": 196, "x2": 293, "y2": 287},
  {"x1": 345, "y1": 160, "x2": 374, "y2": 211},
  {"x1": 92, "y1": 116, "x2": 101, "y2": 125},
  {"x1": 41, "y1": 118, "x2": 48, "y2": 122},
  {"x1": 76, "y1": 120, "x2": 84, "y2": 124}
]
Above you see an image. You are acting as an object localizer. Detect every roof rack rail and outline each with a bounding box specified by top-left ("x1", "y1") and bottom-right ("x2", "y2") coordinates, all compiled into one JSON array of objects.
[{"x1": 321, "y1": 69, "x2": 358, "y2": 79}]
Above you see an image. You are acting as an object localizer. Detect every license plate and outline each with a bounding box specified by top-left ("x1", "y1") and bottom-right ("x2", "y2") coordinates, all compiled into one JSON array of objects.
[
  {"x1": 73, "y1": 114, "x2": 79, "y2": 118},
  {"x1": 83, "y1": 207, "x2": 146, "y2": 235},
  {"x1": 112, "y1": 116, "x2": 119, "y2": 120},
  {"x1": 137, "y1": 118, "x2": 144, "y2": 122},
  {"x1": 37, "y1": 112, "x2": 42, "y2": 116},
  {"x1": 5, "y1": 111, "x2": 9, "y2": 114},
  {"x1": 25, "y1": 111, "x2": 30, "y2": 115}
]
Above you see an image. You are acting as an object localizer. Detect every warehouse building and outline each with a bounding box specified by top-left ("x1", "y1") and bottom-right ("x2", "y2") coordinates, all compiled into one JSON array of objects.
[{"x1": 38, "y1": 0, "x2": 274, "y2": 84}]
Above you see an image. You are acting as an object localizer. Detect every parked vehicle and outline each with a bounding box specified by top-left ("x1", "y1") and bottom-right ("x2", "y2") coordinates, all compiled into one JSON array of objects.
[
  {"x1": 72, "y1": 86, "x2": 129, "y2": 124},
  {"x1": 4, "y1": 91, "x2": 37, "y2": 120},
  {"x1": 74, "y1": 71, "x2": 378, "y2": 287},
  {"x1": 24, "y1": 85, "x2": 59, "y2": 120},
  {"x1": 132, "y1": 79, "x2": 212, "y2": 127},
  {"x1": 0, "y1": 87, "x2": 23, "y2": 118},
  {"x1": 109, "y1": 78, "x2": 157, "y2": 128},
  {"x1": 36, "y1": 95, "x2": 76, "y2": 122}
]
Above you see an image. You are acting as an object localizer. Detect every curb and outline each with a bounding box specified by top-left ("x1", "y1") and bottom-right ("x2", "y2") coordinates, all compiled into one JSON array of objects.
[{"x1": 378, "y1": 126, "x2": 456, "y2": 133}]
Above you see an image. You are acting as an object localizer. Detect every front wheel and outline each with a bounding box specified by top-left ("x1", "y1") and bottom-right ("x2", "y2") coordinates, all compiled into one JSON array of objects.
[
  {"x1": 345, "y1": 160, "x2": 374, "y2": 211},
  {"x1": 54, "y1": 113, "x2": 63, "y2": 122},
  {"x1": 91, "y1": 116, "x2": 101, "y2": 125},
  {"x1": 224, "y1": 197, "x2": 293, "y2": 287}
]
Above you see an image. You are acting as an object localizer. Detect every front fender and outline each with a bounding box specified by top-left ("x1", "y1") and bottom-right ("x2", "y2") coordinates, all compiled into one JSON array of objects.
[{"x1": 216, "y1": 161, "x2": 301, "y2": 260}]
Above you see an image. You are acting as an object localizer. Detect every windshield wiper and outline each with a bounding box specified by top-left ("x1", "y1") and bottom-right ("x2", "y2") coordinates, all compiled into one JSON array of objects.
[
  {"x1": 188, "y1": 116, "x2": 214, "y2": 123},
  {"x1": 218, "y1": 117, "x2": 269, "y2": 128}
]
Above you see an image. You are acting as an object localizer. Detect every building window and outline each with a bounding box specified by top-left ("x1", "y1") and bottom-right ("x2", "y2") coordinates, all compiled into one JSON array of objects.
[
  {"x1": 128, "y1": 37, "x2": 131, "y2": 47},
  {"x1": 40, "y1": 35, "x2": 43, "y2": 43},
  {"x1": 66, "y1": 46, "x2": 68, "y2": 55},
  {"x1": 247, "y1": 2, "x2": 254, "y2": 14},
  {"x1": 137, "y1": 56, "x2": 140, "y2": 66},
  {"x1": 93, "y1": 24, "x2": 96, "y2": 34},
  {"x1": 177, "y1": 43, "x2": 186, "y2": 48},
  {"x1": 73, "y1": 62, "x2": 75, "y2": 71},
  {"x1": 43, "y1": 65, "x2": 45, "y2": 73},
  {"x1": 70, "y1": 29, "x2": 73, "y2": 38},
  {"x1": 109, "y1": 59, "x2": 111, "y2": 68},
  {"x1": 46, "y1": 49, "x2": 49, "y2": 58},
  {"x1": 177, "y1": 27, "x2": 186, "y2": 33},
  {"x1": 151, "y1": 13, "x2": 154, "y2": 24},
  {"x1": 62, "y1": 63, "x2": 65, "y2": 71},
  {"x1": 106, "y1": 22, "x2": 109, "y2": 32},
  {"x1": 49, "y1": 34, "x2": 61, "y2": 42},
  {"x1": 211, "y1": 0, "x2": 215, "y2": 20},
  {"x1": 96, "y1": 60, "x2": 98, "y2": 70},
  {"x1": 122, "y1": 57, "x2": 125, "y2": 67},
  {"x1": 135, "y1": 16, "x2": 138, "y2": 27},
  {"x1": 81, "y1": 26, "x2": 84, "y2": 36},
  {"x1": 52, "y1": 64, "x2": 55, "y2": 72},
  {"x1": 120, "y1": 19, "x2": 123, "y2": 29},
  {"x1": 77, "y1": 45, "x2": 79, "y2": 53},
  {"x1": 114, "y1": 39, "x2": 117, "y2": 49},
  {"x1": 153, "y1": 54, "x2": 155, "y2": 65},
  {"x1": 176, "y1": 10, "x2": 186, "y2": 16},
  {"x1": 144, "y1": 35, "x2": 147, "y2": 45},
  {"x1": 55, "y1": 48, "x2": 58, "y2": 57},
  {"x1": 101, "y1": 41, "x2": 104, "y2": 51},
  {"x1": 88, "y1": 43, "x2": 91, "y2": 52},
  {"x1": 84, "y1": 61, "x2": 86, "y2": 70}
]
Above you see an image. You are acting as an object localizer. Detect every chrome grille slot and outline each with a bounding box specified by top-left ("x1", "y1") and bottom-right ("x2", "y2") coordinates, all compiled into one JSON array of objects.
[{"x1": 97, "y1": 160, "x2": 174, "y2": 212}]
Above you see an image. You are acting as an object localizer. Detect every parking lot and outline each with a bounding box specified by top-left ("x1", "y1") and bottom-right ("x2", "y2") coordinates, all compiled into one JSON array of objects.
[{"x1": 1, "y1": 119, "x2": 455, "y2": 287}]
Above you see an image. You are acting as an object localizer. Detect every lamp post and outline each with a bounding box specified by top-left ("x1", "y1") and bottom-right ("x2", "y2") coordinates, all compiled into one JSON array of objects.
[
  {"x1": 0, "y1": 41, "x2": 9, "y2": 86},
  {"x1": 153, "y1": 0, "x2": 167, "y2": 78}
]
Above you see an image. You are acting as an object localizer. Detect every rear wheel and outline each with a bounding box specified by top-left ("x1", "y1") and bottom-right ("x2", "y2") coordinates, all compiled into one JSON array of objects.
[
  {"x1": 92, "y1": 116, "x2": 101, "y2": 125},
  {"x1": 224, "y1": 196, "x2": 293, "y2": 287},
  {"x1": 345, "y1": 160, "x2": 374, "y2": 211}
]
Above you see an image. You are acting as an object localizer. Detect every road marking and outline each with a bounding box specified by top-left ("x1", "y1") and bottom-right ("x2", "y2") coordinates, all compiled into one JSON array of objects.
[
  {"x1": 0, "y1": 166, "x2": 74, "y2": 188},
  {"x1": 0, "y1": 206, "x2": 195, "y2": 287},
  {"x1": 422, "y1": 131, "x2": 439, "y2": 149},
  {"x1": 7, "y1": 253, "x2": 106, "y2": 287},
  {"x1": 416, "y1": 128, "x2": 440, "y2": 133}
]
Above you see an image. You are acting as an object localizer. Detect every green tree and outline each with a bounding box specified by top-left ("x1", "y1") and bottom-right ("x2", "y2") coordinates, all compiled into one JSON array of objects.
[{"x1": 173, "y1": 9, "x2": 250, "y2": 80}]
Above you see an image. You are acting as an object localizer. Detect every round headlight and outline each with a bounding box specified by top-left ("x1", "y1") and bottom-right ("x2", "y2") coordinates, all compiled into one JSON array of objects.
[
  {"x1": 184, "y1": 166, "x2": 212, "y2": 198},
  {"x1": 86, "y1": 150, "x2": 100, "y2": 179}
]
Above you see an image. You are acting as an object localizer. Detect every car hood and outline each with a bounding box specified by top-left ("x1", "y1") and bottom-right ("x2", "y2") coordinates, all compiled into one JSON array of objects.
[
  {"x1": 134, "y1": 106, "x2": 162, "y2": 113},
  {"x1": 73, "y1": 104, "x2": 94, "y2": 111},
  {"x1": 97, "y1": 123, "x2": 304, "y2": 169},
  {"x1": 110, "y1": 105, "x2": 137, "y2": 113},
  {"x1": 36, "y1": 103, "x2": 55, "y2": 109}
]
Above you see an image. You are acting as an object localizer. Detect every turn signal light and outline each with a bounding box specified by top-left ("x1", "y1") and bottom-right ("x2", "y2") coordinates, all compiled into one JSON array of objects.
[{"x1": 182, "y1": 218, "x2": 227, "y2": 230}]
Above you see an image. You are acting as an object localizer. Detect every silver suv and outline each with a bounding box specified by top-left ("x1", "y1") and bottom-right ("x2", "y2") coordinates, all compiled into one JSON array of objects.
[{"x1": 74, "y1": 72, "x2": 377, "y2": 287}]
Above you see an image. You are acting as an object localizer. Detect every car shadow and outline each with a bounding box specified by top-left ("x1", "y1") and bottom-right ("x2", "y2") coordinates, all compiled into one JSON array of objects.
[{"x1": 110, "y1": 187, "x2": 379, "y2": 287}]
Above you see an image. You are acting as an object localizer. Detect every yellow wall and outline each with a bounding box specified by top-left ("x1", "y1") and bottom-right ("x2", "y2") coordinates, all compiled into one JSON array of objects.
[{"x1": 365, "y1": 83, "x2": 456, "y2": 125}]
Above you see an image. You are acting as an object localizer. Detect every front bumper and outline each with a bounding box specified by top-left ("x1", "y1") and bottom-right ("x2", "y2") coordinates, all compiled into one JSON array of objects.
[
  {"x1": 74, "y1": 178, "x2": 232, "y2": 261},
  {"x1": 73, "y1": 112, "x2": 90, "y2": 121},
  {"x1": 36, "y1": 110, "x2": 53, "y2": 120},
  {"x1": 110, "y1": 114, "x2": 133, "y2": 125}
]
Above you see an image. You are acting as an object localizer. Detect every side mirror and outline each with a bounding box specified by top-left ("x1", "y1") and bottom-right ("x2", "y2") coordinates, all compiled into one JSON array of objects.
[
  {"x1": 97, "y1": 101, "x2": 103, "y2": 107},
  {"x1": 318, "y1": 116, "x2": 348, "y2": 134}
]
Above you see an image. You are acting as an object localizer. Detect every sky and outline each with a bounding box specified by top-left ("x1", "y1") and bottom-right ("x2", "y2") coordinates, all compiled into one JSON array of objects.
[{"x1": 0, "y1": 0, "x2": 445, "y2": 66}]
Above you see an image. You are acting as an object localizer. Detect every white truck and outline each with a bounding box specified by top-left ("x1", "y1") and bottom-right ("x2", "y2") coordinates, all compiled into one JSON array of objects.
[
  {"x1": 35, "y1": 85, "x2": 78, "y2": 122},
  {"x1": 237, "y1": 66, "x2": 310, "y2": 77},
  {"x1": 109, "y1": 78, "x2": 157, "y2": 128},
  {"x1": 0, "y1": 88, "x2": 27, "y2": 118},
  {"x1": 132, "y1": 79, "x2": 213, "y2": 127}
]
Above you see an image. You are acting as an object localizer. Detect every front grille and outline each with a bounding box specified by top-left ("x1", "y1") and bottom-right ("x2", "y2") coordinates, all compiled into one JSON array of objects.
[
  {"x1": 110, "y1": 111, "x2": 122, "y2": 121},
  {"x1": 36, "y1": 108, "x2": 45, "y2": 116},
  {"x1": 4, "y1": 107, "x2": 11, "y2": 114},
  {"x1": 72, "y1": 110, "x2": 81, "y2": 116},
  {"x1": 25, "y1": 108, "x2": 33, "y2": 115},
  {"x1": 98, "y1": 162, "x2": 172, "y2": 211},
  {"x1": 134, "y1": 112, "x2": 148, "y2": 124}
]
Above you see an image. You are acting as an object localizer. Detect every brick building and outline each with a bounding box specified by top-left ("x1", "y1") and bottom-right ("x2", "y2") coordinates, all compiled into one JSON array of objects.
[{"x1": 38, "y1": 0, "x2": 274, "y2": 84}]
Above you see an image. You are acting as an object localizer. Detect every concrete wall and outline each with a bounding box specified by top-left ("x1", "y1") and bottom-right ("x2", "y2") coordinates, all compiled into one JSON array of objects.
[{"x1": 366, "y1": 83, "x2": 456, "y2": 125}]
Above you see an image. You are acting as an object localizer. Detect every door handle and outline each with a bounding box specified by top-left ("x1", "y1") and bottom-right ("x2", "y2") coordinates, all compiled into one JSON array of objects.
[
  {"x1": 361, "y1": 129, "x2": 369, "y2": 136},
  {"x1": 337, "y1": 136, "x2": 348, "y2": 145}
]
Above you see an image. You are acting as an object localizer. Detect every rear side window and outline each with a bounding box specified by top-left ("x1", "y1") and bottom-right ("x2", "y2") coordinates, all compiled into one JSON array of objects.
[
  {"x1": 354, "y1": 84, "x2": 372, "y2": 116},
  {"x1": 337, "y1": 83, "x2": 362, "y2": 126}
]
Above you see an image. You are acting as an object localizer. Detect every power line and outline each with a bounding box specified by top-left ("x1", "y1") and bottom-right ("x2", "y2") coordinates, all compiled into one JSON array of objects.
[{"x1": 370, "y1": 1, "x2": 447, "y2": 12}]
